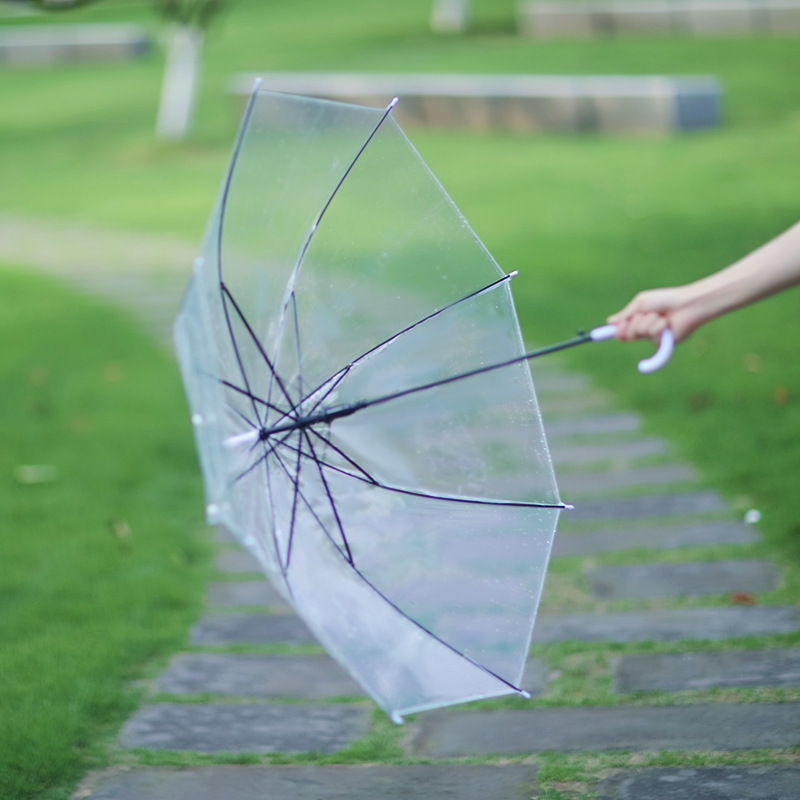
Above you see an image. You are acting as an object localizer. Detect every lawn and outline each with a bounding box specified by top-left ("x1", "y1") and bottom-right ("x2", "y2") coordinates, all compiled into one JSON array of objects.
[
  {"x1": 0, "y1": 266, "x2": 210, "y2": 800},
  {"x1": 1, "y1": 0, "x2": 799, "y2": 796}
]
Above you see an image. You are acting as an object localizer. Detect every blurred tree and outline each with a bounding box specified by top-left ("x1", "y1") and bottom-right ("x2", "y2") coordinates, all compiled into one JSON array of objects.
[
  {"x1": 155, "y1": 1, "x2": 225, "y2": 140},
  {"x1": 25, "y1": 0, "x2": 226, "y2": 140},
  {"x1": 25, "y1": 0, "x2": 103, "y2": 8}
]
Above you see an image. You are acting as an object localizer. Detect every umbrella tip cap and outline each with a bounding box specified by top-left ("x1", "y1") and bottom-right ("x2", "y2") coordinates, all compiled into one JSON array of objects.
[
  {"x1": 508, "y1": 270, "x2": 519, "y2": 278},
  {"x1": 388, "y1": 97, "x2": 399, "y2": 110},
  {"x1": 390, "y1": 711, "x2": 405, "y2": 724}
]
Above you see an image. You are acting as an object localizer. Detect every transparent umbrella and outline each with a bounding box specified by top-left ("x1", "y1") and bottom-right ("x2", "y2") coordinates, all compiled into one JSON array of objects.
[{"x1": 173, "y1": 85, "x2": 670, "y2": 723}]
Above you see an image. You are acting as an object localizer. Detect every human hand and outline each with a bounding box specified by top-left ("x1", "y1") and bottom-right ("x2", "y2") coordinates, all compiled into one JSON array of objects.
[{"x1": 607, "y1": 285, "x2": 706, "y2": 344}]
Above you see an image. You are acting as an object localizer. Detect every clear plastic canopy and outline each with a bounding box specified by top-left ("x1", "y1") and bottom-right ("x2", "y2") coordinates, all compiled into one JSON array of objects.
[{"x1": 174, "y1": 87, "x2": 565, "y2": 722}]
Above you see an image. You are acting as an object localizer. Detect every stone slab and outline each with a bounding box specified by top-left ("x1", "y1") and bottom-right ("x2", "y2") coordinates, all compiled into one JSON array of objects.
[
  {"x1": 551, "y1": 520, "x2": 760, "y2": 556},
  {"x1": 0, "y1": 23, "x2": 151, "y2": 65},
  {"x1": 520, "y1": 0, "x2": 800, "y2": 38},
  {"x1": 232, "y1": 72, "x2": 721, "y2": 134},
  {"x1": 408, "y1": 702, "x2": 800, "y2": 756},
  {"x1": 550, "y1": 436, "x2": 670, "y2": 466},
  {"x1": 79, "y1": 764, "x2": 539, "y2": 800},
  {"x1": 191, "y1": 613, "x2": 317, "y2": 645},
  {"x1": 599, "y1": 764, "x2": 800, "y2": 800},
  {"x1": 767, "y1": 0, "x2": 800, "y2": 31},
  {"x1": 567, "y1": 490, "x2": 726, "y2": 522},
  {"x1": 215, "y1": 548, "x2": 262, "y2": 573},
  {"x1": 558, "y1": 463, "x2": 696, "y2": 495},
  {"x1": 585, "y1": 559, "x2": 779, "y2": 600},
  {"x1": 207, "y1": 580, "x2": 285, "y2": 607},
  {"x1": 613, "y1": 647, "x2": 800, "y2": 692},
  {"x1": 118, "y1": 702, "x2": 370, "y2": 754},
  {"x1": 532, "y1": 605, "x2": 800, "y2": 643},
  {"x1": 154, "y1": 652, "x2": 364, "y2": 698}
]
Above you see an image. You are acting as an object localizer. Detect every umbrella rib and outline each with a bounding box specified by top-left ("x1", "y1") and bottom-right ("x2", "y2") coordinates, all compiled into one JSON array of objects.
[
  {"x1": 301, "y1": 430, "x2": 355, "y2": 564},
  {"x1": 220, "y1": 287, "x2": 267, "y2": 429},
  {"x1": 269, "y1": 438, "x2": 354, "y2": 566},
  {"x1": 292, "y1": 98, "x2": 399, "y2": 282},
  {"x1": 348, "y1": 559, "x2": 531, "y2": 698},
  {"x1": 221, "y1": 378, "x2": 288, "y2": 419},
  {"x1": 283, "y1": 431, "x2": 305, "y2": 574},
  {"x1": 326, "y1": 464, "x2": 568, "y2": 510},
  {"x1": 295, "y1": 331, "x2": 595, "y2": 432},
  {"x1": 262, "y1": 437, "x2": 288, "y2": 575},
  {"x1": 301, "y1": 272, "x2": 518, "y2": 417},
  {"x1": 305, "y1": 426, "x2": 379, "y2": 485},
  {"x1": 264, "y1": 99, "x2": 399, "y2": 427},
  {"x1": 213, "y1": 81, "x2": 268, "y2": 428},
  {"x1": 286, "y1": 427, "x2": 567, "y2": 510},
  {"x1": 220, "y1": 282, "x2": 299, "y2": 419},
  {"x1": 231, "y1": 429, "x2": 293, "y2": 485}
]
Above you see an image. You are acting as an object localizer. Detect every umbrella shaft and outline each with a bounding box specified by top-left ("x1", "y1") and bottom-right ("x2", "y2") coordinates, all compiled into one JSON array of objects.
[
  {"x1": 258, "y1": 331, "x2": 592, "y2": 439},
  {"x1": 261, "y1": 401, "x2": 369, "y2": 438}
]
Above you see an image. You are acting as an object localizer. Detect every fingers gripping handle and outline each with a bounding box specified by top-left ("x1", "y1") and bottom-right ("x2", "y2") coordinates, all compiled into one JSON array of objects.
[{"x1": 590, "y1": 324, "x2": 675, "y2": 373}]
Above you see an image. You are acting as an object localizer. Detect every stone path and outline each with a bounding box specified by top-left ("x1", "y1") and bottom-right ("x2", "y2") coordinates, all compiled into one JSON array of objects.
[{"x1": 3, "y1": 218, "x2": 796, "y2": 799}]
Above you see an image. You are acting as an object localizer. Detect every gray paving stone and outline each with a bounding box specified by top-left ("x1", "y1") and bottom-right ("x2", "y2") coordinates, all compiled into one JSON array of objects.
[
  {"x1": 545, "y1": 412, "x2": 641, "y2": 438},
  {"x1": 531, "y1": 605, "x2": 800, "y2": 643},
  {"x1": 118, "y1": 702, "x2": 370, "y2": 754},
  {"x1": 537, "y1": 389, "x2": 610, "y2": 416},
  {"x1": 408, "y1": 702, "x2": 800, "y2": 757},
  {"x1": 215, "y1": 548, "x2": 261, "y2": 573},
  {"x1": 567, "y1": 490, "x2": 726, "y2": 522},
  {"x1": 191, "y1": 613, "x2": 316, "y2": 645},
  {"x1": 599, "y1": 764, "x2": 800, "y2": 800},
  {"x1": 154, "y1": 652, "x2": 364, "y2": 698},
  {"x1": 585, "y1": 559, "x2": 779, "y2": 600},
  {"x1": 551, "y1": 437, "x2": 670, "y2": 466},
  {"x1": 551, "y1": 520, "x2": 760, "y2": 556},
  {"x1": 558, "y1": 463, "x2": 696, "y2": 495},
  {"x1": 531, "y1": 370, "x2": 591, "y2": 393},
  {"x1": 207, "y1": 580, "x2": 285, "y2": 607},
  {"x1": 613, "y1": 647, "x2": 800, "y2": 692},
  {"x1": 79, "y1": 764, "x2": 539, "y2": 800}
]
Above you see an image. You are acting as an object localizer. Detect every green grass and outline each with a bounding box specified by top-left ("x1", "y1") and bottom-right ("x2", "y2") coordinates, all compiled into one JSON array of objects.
[
  {"x1": 0, "y1": 266, "x2": 209, "y2": 800},
  {"x1": 2, "y1": 0, "x2": 800, "y2": 795}
]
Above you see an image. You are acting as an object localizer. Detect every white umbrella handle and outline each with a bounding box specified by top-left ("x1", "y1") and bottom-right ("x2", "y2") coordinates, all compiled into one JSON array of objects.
[{"x1": 589, "y1": 324, "x2": 675, "y2": 373}]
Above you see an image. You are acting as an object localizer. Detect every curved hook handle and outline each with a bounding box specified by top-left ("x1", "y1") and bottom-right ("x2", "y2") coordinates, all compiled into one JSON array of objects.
[{"x1": 590, "y1": 324, "x2": 675, "y2": 373}]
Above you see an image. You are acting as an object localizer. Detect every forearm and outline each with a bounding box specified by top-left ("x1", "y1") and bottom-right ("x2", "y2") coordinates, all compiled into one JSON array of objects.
[
  {"x1": 609, "y1": 220, "x2": 800, "y2": 343},
  {"x1": 686, "y1": 221, "x2": 800, "y2": 321}
]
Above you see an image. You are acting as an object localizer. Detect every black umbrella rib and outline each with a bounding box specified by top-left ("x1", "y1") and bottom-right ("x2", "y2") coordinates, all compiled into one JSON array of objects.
[
  {"x1": 269, "y1": 438, "x2": 355, "y2": 567},
  {"x1": 293, "y1": 99, "x2": 399, "y2": 278},
  {"x1": 220, "y1": 282, "x2": 299, "y2": 418},
  {"x1": 302, "y1": 272, "x2": 518, "y2": 418},
  {"x1": 214, "y1": 82, "x2": 267, "y2": 427},
  {"x1": 221, "y1": 379, "x2": 287, "y2": 419},
  {"x1": 215, "y1": 79, "x2": 260, "y2": 289},
  {"x1": 282, "y1": 424, "x2": 568, "y2": 510},
  {"x1": 284, "y1": 429, "x2": 305, "y2": 573},
  {"x1": 301, "y1": 430, "x2": 354, "y2": 564},
  {"x1": 348, "y1": 559, "x2": 532, "y2": 701},
  {"x1": 305, "y1": 426, "x2": 379, "y2": 485},
  {"x1": 264, "y1": 99, "x2": 400, "y2": 426},
  {"x1": 290, "y1": 331, "x2": 596, "y2": 433},
  {"x1": 231, "y1": 428, "x2": 295, "y2": 485}
]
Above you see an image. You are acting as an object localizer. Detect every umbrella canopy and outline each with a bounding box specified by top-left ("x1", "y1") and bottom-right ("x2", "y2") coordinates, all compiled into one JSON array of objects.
[{"x1": 174, "y1": 86, "x2": 569, "y2": 723}]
